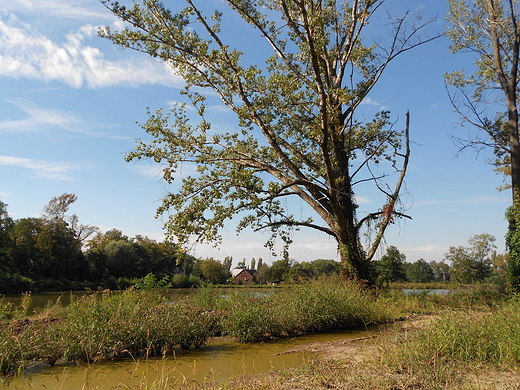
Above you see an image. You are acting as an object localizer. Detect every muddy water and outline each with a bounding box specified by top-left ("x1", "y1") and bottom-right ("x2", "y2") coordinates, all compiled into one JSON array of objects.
[{"x1": 8, "y1": 328, "x2": 373, "y2": 390}]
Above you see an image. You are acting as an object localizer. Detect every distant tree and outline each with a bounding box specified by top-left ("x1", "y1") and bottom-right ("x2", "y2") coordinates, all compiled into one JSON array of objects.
[
  {"x1": 171, "y1": 273, "x2": 191, "y2": 288},
  {"x1": 237, "y1": 259, "x2": 246, "y2": 269},
  {"x1": 250, "y1": 257, "x2": 256, "y2": 270},
  {"x1": 486, "y1": 251, "x2": 509, "y2": 286},
  {"x1": 0, "y1": 201, "x2": 14, "y2": 275},
  {"x1": 469, "y1": 233, "x2": 496, "y2": 281},
  {"x1": 11, "y1": 218, "x2": 43, "y2": 276},
  {"x1": 257, "y1": 257, "x2": 263, "y2": 269},
  {"x1": 104, "y1": 240, "x2": 144, "y2": 278},
  {"x1": 491, "y1": 251, "x2": 509, "y2": 278},
  {"x1": 42, "y1": 193, "x2": 98, "y2": 249},
  {"x1": 99, "y1": 0, "x2": 440, "y2": 283},
  {"x1": 256, "y1": 262, "x2": 270, "y2": 284},
  {"x1": 309, "y1": 259, "x2": 341, "y2": 276},
  {"x1": 430, "y1": 260, "x2": 451, "y2": 283},
  {"x1": 445, "y1": 234, "x2": 495, "y2": 283},
  {"x1": 286, "y1": 261, "x2": 313, "y2": 281},
  {"x1": 200, "y1": 258, "x2": 229, "y2": 284},
  {"x1": 36, "y1": 223, "x2": 88, "y2": 280},
  {"x1": 269, "y1": 259, "x2": 291, "y2": 282},
  {"x1": 86, "y1": 229, "x2": 130, "y2": 252},
  {"x1": 405, "y1": 259, "x2": 434, "y2": 283},
  {"x1": 375, "y1": 246, "x2": 406, "y2": 285},
  {"x1": 445, "y1": 246, "x2": 476, "y2": 284},
  {"x1": 223, "y1": 256, "x2": 233, "y2": 272}
]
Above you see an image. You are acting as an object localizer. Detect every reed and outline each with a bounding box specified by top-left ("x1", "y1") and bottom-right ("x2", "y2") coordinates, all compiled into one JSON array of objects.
[{"x1": 220, "y1": 276, "x2": 395, "y2": 342}]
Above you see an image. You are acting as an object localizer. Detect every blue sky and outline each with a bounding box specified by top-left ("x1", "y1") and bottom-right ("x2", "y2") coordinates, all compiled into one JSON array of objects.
[{"x1": 0, "y1": 0, "x2": 511, "y2": 266}]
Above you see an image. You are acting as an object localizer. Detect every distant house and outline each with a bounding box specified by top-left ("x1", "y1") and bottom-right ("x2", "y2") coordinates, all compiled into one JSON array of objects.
[{"x1": 232, "y1": 268, "x2": 257, "y2": 284}]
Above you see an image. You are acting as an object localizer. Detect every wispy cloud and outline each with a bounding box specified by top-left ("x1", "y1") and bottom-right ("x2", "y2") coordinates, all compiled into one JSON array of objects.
[
  {"x1": 0, "y1": 155, "x2": 84, "y2": 180},
  {"x1": 0, "y1": 12, "x2": 184, "y2": 89},
  {"x1": 360, "y1": 97, "x2": 389, "y2": 111},
  {"x1": 0, "y1": 98, "x2": 83, "y2": 133},
  {"x1": 0, "y1": 98, "x2": 133, "y2": 139}
]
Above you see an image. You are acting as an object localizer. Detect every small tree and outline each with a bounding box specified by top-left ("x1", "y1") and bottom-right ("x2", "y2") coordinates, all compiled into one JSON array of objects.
[
  {"x1": 223, "y1": 256, "x2": 233, "y2": 272},
  {"x1": 200, "y1": 258, "x2": 229, "y2": 284}
]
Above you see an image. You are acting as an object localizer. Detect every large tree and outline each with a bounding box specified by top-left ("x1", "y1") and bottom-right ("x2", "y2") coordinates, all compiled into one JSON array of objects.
[
  {"x1": 446, "y1": 0, "x2": 519, "y2": 195},
  {"x1": 445, "y1": 0, "x2": 519, "y2": 288},
  {"x1": 100, "y1": 0, "x2": 436, "y2": 282}
]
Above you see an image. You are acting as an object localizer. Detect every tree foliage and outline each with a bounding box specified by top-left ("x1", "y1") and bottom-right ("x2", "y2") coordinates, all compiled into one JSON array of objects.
[
  {"x1": 445, "y1": 233, "x2": 496, "y2": 283},
  {"x1": 405, "y1": 258, "x2": 434, "y2": 283},
  {"x1": 99, "y1": 0, "x2": 438, "y2": 283},
  {"x1": 374, "y1": 245, "x2": 406, "y2": 285}
]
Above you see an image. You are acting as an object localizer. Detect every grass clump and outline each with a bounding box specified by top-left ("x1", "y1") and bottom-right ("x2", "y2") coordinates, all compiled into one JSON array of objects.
[
  {"x1": 220, "y1": 276, "x2": 395, "y2": 342},
  {"x1": 0, "y1": 288, "x2": 220, "y2": 374}
]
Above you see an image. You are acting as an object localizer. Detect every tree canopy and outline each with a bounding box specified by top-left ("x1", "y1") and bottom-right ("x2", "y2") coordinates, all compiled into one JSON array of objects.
[{"x1": 100, "y1": 0, "x2": 437, "y2": 282}]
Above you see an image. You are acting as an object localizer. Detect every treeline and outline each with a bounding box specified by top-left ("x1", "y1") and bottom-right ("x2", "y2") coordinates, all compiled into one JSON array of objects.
[
  {"x1": 374, "y1": 236, "x2": 508, "y2": 287},
  {"x1": 0, "y1": 194, "x2": 508, "y2": 294},
  {"x1": 0, "y1": 195, "x2": 200, "y2": 293}
]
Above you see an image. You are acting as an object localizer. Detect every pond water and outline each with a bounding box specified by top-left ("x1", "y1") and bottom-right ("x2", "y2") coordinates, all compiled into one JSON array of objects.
[
  {"x1": 402, "y1": 289, "x2": 451, "y2": 295},
  {"x1": 2, "y1": 289, "x2": 196, "y2": 315},
  {"x1": 4, "y1": 327, "x2": 376, "y2": 389}
]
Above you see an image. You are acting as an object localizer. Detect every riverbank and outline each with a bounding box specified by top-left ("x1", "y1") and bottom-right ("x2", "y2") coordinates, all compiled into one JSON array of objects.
[{"x1": 227, "y1": 309, "x2": 520, "y2": 390}]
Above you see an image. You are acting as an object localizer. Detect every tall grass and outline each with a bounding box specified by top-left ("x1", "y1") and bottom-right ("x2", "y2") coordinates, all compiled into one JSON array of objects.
[
  {"x1": 220, "y1": 276, "x2": 395, "y2": 342},
  {"x1": 394, "y1": 299, "x2": 520, "y2": 369},
  {"x1": 0, "y1": 289, "x2": 218, "y2": 374}
]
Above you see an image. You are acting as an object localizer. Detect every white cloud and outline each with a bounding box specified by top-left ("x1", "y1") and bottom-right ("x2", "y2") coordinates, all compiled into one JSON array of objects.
[
  {"x1": 354, "y1": 195, "x2": 371, "y2": 204},
  {"x1": 0, "y1": 12, "x2": 185, "y2": 89},
  {"x1": 361, "y1": 97, "x2": 380, "y2": 106},
  {"x1": 166, "y1": 101, "x2": 196, "y2": 111},
  {"x1": 208, "y1": 104, "x2": 232, "y2": 113},
  {"x1": 5, "y1": 0, "x2": 114, "y2": 22},
  {"x1": 0, "y1": 155, "x2": 84, "y2": 180}
]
